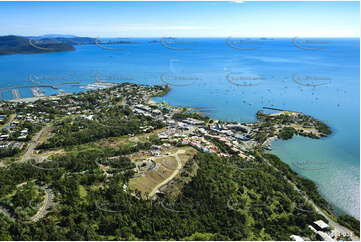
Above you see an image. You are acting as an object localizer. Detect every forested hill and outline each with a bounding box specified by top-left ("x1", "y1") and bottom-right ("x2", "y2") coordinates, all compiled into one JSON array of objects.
[{"x1": 0, "y1": 35, "x2": 75, "y2": 55}]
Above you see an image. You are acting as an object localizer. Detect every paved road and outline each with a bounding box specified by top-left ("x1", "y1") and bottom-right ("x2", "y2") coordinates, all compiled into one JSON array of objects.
[
  {"x1": 149, "y1": 150, "x2": 186, "y2": 197},
  {"x1": 258, "y1": 152, "x2": 358, "y2": 241},
  {"x1": 0, "y1": 186, "x2": 53, "y2": 223},
  {"x1": 20, "y1": 125, "x2": 51, "y2": 163},
  {"x1": 30, "y1": 187, "x2": 53, "y2": 222}
]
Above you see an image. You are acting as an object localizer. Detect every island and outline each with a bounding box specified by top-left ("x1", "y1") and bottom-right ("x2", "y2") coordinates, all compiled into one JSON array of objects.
[
  {"x1": 0, "y1": 83, "x2": 358, "y2": 241},
  {"x1": 0, "y1": 35, "x2": 144, "y2": 56},
  {"x1": 0, "y1": 35, "x2": 75, "y2": 55}
]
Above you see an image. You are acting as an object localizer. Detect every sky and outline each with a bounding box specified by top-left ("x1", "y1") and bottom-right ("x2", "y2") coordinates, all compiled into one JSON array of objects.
[{"x1": 0, "y1": 1, "x2": 359, "y2": 37}]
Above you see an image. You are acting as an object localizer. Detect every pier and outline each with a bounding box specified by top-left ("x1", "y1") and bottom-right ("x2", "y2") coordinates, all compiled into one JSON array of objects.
[{"x1": 262, "y1": 107, "x2": 298, "y2": 113}]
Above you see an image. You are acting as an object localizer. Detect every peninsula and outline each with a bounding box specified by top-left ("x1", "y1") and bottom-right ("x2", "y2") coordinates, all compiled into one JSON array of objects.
[{"x1": 0, "y1": 83, "x2": 358, "y2": 241}]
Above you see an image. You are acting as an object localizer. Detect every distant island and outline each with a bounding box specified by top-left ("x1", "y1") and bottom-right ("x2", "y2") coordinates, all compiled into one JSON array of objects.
[
  {"x1": 0, "y1": 35, "x2": 146, "y2": 55},
  {"x1": 0, "y1": 35, "x2": 75, "y2": 55}
]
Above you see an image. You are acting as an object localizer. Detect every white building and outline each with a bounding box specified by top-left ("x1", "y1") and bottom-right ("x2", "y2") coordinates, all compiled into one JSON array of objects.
[
  {"x1": 313, "y1": 220, "x2": 331, "y2": 231},
  {"x1": 290, "y1": 235, "x2": 304, "y2": 242}
]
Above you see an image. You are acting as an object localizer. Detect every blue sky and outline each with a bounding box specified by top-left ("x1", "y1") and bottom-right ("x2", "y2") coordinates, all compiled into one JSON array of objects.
[{"x1": 0, "y1": 1, "x2": 359, "y2": 37}]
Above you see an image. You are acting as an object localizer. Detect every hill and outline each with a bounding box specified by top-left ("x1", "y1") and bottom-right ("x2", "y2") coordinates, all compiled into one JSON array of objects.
[
  {"x1": 32, "y1": 36, "x2": 96, "y2": 45},
  {"x1": 0, "y1": 35, "x2": 75, "y2": 55}
]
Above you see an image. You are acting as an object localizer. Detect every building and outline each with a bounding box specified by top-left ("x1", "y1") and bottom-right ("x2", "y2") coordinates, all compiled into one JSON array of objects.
[
  {"x1": 316, "y1": 231, "x2": 335, "y2": 241},
  {"x1": 313, "y1": 220, "x2": 330, "y2": 232},
  {"x1": 183, "y1": 118, "x2": 204, "y2": 126},
  {"x1": 0, "y1": 144, "x2": 9, "y2": 149},
  {"x1": 220, "y1": 130, "x2": 234, "y2": 136},
  {"x1": 17, "y1": 135, "x2": 28, "y2": 140},
  {"x1": 151, "y1": 150, "x2": 161, "y2": 156},
  {"x1": 152, "y1": 109, "x2": 162, "y2": 115},
  {"x1": 290, "y1": 235, "x2": 304, "y2": 242},
  {"x1": 235, "y1": 134, "x2": 250, "y2": 141},
  {"x1": 80, "y1": 115, "x2": 94, "y2": 121},
  {"x1": 158, "y1": 134, "x2": 168, "y2": 139},
  {"x1": 0, "y1": 134, "x2": 9, "y2": 140},
  {"x1": 226, "y1": 123, "x2": 250, "y2": 133},
  {"x1": 3, "y1": 125, "x2": 14, "y2": 131},
  {"x1": 135, "y1": 104, "x2": 152, "y2": 112},
  {"x1": 12, "y1": 143, "x2": 21, "y2": 149}
]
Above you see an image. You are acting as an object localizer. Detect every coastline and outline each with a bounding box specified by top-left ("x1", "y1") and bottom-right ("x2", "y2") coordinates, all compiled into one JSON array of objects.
[
  {"x1": 2, "y1": 83, "x2": 359, "y2": 238},
  {"x1": 149, "y1": 86, "x2": 359, "y2": 226}
]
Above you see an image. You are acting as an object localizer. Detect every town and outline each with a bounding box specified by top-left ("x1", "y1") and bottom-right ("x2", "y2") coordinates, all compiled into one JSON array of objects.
[{"x1": 0, "y1": 83, "x2": 357, "y2": 241}]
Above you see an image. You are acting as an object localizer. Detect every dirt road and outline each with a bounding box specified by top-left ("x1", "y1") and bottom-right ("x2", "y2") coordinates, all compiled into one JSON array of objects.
[{"x1": 149, "y1": 149, "x2": 186, "y2": 197}]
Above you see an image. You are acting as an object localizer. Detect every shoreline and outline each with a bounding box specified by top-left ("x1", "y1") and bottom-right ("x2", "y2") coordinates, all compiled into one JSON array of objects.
[
  {"x1": 3, "y1": 84, "x2": 359, "y2": 227},
  {"x1": 149, "y1": 85, "x2": 360, "y2": 223}
]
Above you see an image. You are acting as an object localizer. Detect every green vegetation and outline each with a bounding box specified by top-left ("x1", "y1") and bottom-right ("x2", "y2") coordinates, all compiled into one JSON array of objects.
[
  {"x1": 278, "y1": 127, "x2": 297, "y2": 140},
  {"x1": 204, "y1": 135, "x2": 238, "y2": 155},
  {"x1": 0, "y1": 182, "x2": 44, "y2": 221},
  {"x1": 0, "y1": 151, "x2": 325, "y2": 240},
  {"x1": 315, "y1": 120, "x2": 332, "y2": 136},
  {"x1": 172, "y1": 111, "x2": 210, "y2": 123},
  {"x1": 97, "y1": 156, "x2": 136, "y2": 174},
  {"x1": 338, "y1": 215, "x2": 360, "y2": 237},
  {"x1": 256, "y1": 110, "x2": 332, "y2": 140},
  {"x1": 0, "y1": 35, "x2": 75, "y2": 55},
  {"x1": 0, "y1": 83, "x2": 356, "y2": 241},
  {"x1": 36, "y1": 106, "x2": 165, "y2": 149},
  {"x1": 261, "y1": 153, "x2": 333, "y2": 215},
  {"x1": 151, "y1": 85, "x2": 170, "y2": 97},
  {"x1": 0, "y1": 146, "x2": 20, "y2": 159}
]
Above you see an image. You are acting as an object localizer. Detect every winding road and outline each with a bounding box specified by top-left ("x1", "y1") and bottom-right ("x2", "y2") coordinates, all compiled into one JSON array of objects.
[
  {"x1": 0, "y1": 186, "x2": 53, "y2": 223},
  {"x1": 30, "y1": 187, "x2": 53, "y2": 222}
]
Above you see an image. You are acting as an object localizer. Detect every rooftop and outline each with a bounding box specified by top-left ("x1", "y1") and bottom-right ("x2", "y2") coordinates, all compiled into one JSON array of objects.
[{"x1": 314, "y1": 220, "x2": 330, "y2": 230}]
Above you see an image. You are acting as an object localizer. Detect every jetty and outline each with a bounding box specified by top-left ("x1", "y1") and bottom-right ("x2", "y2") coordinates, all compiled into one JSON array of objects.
[{"x1": 263, "y1": 106, "x2": 298, "y2": 113}]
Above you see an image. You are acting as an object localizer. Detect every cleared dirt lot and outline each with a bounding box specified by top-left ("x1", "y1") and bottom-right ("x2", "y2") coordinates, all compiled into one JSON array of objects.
[{"x1": 129, "y1": 146, "x2": 197, "y2": 198}]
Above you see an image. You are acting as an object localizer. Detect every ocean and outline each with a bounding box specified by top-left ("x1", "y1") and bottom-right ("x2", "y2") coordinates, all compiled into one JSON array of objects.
[{"x1": 0, "y1": 37, "x2": 359, "y2": 219}]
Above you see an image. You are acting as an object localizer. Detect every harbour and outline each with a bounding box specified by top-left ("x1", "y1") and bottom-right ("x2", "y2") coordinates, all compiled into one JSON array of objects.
[
  {"x1": 31, "y1": 87, "x2": 45, "y2": 97},
  {"x1": 11, "y1": 89, "x2": 21, "y2": 99}
]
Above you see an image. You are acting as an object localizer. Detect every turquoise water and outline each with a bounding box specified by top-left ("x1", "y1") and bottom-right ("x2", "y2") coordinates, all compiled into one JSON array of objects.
[{"x1": 0, "y1": 38, "x2": 359, "y2": 218}]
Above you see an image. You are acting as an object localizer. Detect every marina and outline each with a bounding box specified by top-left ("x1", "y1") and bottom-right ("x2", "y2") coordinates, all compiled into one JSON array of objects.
[
  {"x1": 11, "y1": 89, "x2": 21, "y2": 99},
  {"x1": 31, "y1": 88, "x2": 45, "y2": 97}
]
